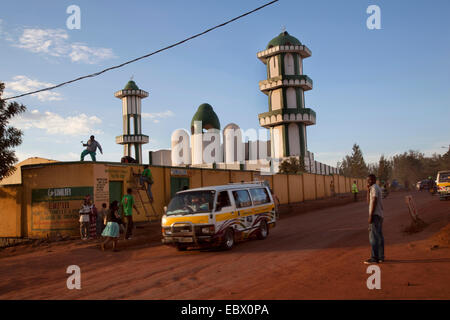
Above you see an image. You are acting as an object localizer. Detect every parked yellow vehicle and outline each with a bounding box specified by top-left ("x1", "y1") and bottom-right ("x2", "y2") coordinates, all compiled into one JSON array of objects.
[
  {"x1": 161, "y1": 182, "x2": 276, "y2": 251},
  {"x1": 436, "y1": 170, "x2": 450, "y2": 200}
]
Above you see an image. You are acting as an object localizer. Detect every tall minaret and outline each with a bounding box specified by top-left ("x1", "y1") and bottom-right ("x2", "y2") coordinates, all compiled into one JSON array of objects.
[
  {"x1": 257, "y1": 31, "x2": 316, "y2": 161},
  {"x1": 115, "y1": 80, "x2": 149, "y2": 163}
]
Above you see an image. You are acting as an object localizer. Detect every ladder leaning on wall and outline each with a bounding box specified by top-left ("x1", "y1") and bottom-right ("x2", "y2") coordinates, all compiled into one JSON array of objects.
[{"x1": 130, "y1": 168, "x2": 156, "y2": 222}]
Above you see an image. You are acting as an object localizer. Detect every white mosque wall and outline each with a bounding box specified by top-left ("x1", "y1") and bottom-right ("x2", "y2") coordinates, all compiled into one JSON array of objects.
[
  {"x1": 272, "y1": 125, "x2": 284, "y2": 158},
  {"x1": 286, "y1": 87, "x2": 297, "y2": 108},
  {"x1": 297, "y1": 55, "x2": 303, "y2": 75},
  {"x1": 202, "y1": 129, "x2": 223, "y2": 164},
  {"x1": 271, "y1": 89, "x2": 282, "y2": 110},
  {"x1": 288, "y1": 123, "x2": 300, "y2": 156},
  {"x1": 268, "y1": 56, "x2": 279, "y2": 78},
  {"x1": 150, "y1": 149, "x2": 172, "y2": 166},
  {"x1": 223, "y1": 123, "x2": 245, "y2": 163},
  {"x1": 284, "y1": 53, "x2": 295, "y2": 75},
  {"x1": 171, "y1": 129, "x2": 191, "y2": 165}
]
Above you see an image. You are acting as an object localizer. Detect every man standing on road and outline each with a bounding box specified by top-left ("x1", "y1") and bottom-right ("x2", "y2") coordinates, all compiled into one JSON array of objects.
[
  {"x1": 80, "y1": 135, "x2": 103, "y2": 162},
  {"x1": 121, "y1": 188, "x2": 139, "y2": 240},
  {"x1": 352, "y1": 180, "x2": 359, "y2": 202},
  {"x1": 364, "y1": 174, "x2": 385, "y2": 264}
]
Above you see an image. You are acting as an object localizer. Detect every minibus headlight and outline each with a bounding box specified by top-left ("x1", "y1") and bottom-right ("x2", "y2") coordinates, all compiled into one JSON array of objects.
[{"x1": 201, "y1": 226, "x2": 215, "y2": 234}]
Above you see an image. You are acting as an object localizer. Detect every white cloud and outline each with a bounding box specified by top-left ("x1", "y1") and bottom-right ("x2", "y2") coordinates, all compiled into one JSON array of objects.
[
  {"x1": 11, "y1": 109, "x2": 102, "y2": 136},
  {"x1": 5, "y1": 75, "x2": 62, "y2": 101},
  {"x1": 142, "y1": 110, "x2": 175, "y2": 123},
  {"x1": 12, "y1": 28, "x2": 115, "y2": 64}
]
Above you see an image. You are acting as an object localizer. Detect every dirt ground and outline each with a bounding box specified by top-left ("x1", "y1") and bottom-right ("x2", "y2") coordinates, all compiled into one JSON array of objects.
[{"x1": 0, "y1": 191, "x2": 449, "y2": 300}]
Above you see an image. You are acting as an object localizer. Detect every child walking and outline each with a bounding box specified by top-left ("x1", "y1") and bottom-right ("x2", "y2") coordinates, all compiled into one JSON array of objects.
[{"x1": 101, "y1": 201, "x2": 121, "y2": 252}]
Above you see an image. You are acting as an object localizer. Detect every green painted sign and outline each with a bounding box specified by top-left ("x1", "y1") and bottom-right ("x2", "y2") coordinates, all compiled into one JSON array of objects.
[{"x1": 32, "y1": 187, "x2": 93, "y2": 203}]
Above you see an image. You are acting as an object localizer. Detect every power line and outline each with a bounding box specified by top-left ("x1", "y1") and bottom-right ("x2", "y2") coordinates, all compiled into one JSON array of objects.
[{"x1": 3, "y1": 0, "x2": 279, "y2": 101}]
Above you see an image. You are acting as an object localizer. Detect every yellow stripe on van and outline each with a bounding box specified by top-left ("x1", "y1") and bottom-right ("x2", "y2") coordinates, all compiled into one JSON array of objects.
[
  {"x1": 162, "y1": 215, "x2": 209, "y2": 226},
  {"x1": 216, "y1": 212, "x2": 235, "y2": 222}
]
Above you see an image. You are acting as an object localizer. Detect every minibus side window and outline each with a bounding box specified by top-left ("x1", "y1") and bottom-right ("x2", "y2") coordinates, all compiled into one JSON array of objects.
[
  {"x1": 216, "y1": 191, "x2": 231, "y2": 211},
  {"x1": 232, "y1": 190, "x2": 252, "y2": 208},
  {"x1": 250, "y1": 188, "x2": 270, "y2": 205}
]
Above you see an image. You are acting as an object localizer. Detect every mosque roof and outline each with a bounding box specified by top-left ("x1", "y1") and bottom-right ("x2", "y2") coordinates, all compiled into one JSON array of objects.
[
  {"x1": 191, "y1": 103, "x2": 221, "y2": 133},
  {"x1": 267, "y1": 31, "x2": 302, "y2": 49}
]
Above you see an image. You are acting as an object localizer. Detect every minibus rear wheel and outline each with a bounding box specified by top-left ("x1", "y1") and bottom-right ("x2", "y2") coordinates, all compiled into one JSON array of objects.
[
  {"x1": 176, "y1": 245, "x2": 188, "y2": 251},
  {"x1": 257, "y1": 220, "x2": 268, "y2": 240},
  {"x1": 222, "y1": 228, "x2": 234, "y2": 250}
]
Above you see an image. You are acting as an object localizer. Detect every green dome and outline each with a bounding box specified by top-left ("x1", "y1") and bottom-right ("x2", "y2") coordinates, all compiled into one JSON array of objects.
[
  {"x1": 191, "y1": 103, "x2": 220, "y2": 134},
  {"x1": 266, "y1": 31, "x2": 302, "y2": 49},
  {"x1": 124, "y1": 80, "x2": 139, "y2": 90}
]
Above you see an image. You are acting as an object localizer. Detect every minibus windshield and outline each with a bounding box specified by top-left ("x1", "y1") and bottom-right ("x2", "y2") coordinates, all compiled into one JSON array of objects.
[
  {"x1": 439, "y1": 172, "x2": 450, "y2": 183},
  {"x1": 166, "y1": 190, "x2": 215, "y2": 215}
]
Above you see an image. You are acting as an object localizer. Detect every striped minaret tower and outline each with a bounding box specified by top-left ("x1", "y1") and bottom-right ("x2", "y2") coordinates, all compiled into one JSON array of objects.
[
  {"x1": 257, "y1": 31, "x2": 316, "y2": 161},
  {"x1": 115, "y1": 79, "x2": 149, "y2": 163}
]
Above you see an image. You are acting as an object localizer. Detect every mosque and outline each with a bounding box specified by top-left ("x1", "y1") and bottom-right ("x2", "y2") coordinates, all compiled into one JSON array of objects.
[{"x1": 116, "y1": 31, "x2": 337, "y2": 175}]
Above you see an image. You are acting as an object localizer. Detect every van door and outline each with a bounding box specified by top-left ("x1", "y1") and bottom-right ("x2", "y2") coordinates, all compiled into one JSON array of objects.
[
  {"x1": 214, "y1": 190, "x2": 235, "y2": 232},
  {"x1": 231, "y1": 189, "x2": 254, "y2": 237}
]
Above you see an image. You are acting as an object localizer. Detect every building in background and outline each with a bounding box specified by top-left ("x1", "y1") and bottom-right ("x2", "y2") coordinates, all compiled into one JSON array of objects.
[
  {"x1": 149, "y1": 31, "x2": 336, "y2": 175},
  {"x1": 115, "y1": 80, "x2": 149, "y2": 164}
]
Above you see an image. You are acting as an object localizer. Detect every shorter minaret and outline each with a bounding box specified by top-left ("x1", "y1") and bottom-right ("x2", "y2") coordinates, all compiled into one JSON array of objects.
[{"x1": 115, "y1": 80, "x2": 149, "y2": 163}]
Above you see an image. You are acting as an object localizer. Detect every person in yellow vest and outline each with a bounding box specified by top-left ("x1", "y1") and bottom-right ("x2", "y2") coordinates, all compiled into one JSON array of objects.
[
  {"x1": 140, "y1": 165, "x2": 154, "y2": 203},
  {"x1": 352, "y1": 180, "x2": 359, "y2": 202}
]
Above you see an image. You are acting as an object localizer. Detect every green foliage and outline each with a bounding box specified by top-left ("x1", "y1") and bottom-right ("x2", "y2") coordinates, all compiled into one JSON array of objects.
[
  {"x1": 0, "y1": 82, "x2": 26, "y2": 180},
  {"x1": 337, "y1": 143, "x2": 368, "y2": 178},
  {"x1": 278, "y1": 156, "x2": 305, "y2": 174},
  {"x1": 364, "y1": 149, "x2": 449, "y2": 189}
]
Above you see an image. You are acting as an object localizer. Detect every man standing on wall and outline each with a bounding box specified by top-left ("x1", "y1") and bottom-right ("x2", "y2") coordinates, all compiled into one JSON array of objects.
[
  {"x1": 80, "y1": 135, "x2": 103, "y2": 162},
  {"x1": 364, "y1": 174, "x2": 385, "y2": 264},
  {"x1": 121, "y1": 188, "x2": 139, "y2": 240},
  {"x1": 352, "y1": 180, "x2": 359, "y2": 202}
]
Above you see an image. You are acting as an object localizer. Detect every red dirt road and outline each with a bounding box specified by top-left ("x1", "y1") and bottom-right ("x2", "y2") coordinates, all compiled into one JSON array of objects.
[{"x1": 0, "y1": 191, "x2": 449, "y2": 300}]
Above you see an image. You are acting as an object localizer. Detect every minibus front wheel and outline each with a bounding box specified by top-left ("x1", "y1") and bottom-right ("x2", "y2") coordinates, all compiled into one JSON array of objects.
[{"x1": 222, "y1": 228, "x2": 235, "y2": 250}]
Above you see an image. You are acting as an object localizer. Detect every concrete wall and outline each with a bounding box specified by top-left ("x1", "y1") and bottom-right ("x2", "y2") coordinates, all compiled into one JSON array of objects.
[
  {"x1": 0, "y1": 161, "x2": 366, "y2": 239},
  {"x1": 0, "y1": 185, "x2": 22, "y2": 237}
]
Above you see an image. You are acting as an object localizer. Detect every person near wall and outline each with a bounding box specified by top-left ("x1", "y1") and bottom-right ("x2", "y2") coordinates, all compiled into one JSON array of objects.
[
  {"x1": 101, "y1": 201, "x2": 121, "y2": 252},
  {"x1": 121, "y1": 188, "x2": 139, "y2": 240},
  {"x1": 79, "y1": 199, "x2": 92, "y2": 240},
  {"x1": 139, "y1": 165, "x2": 154, "y2": 202},
  {"x1": 89, "y1": 204, "x2": 98, "y2": 239},
  {"x1": 364, "y1": 174, "x2": 385, "y2": 264},
  {"x1": 97, "y1": 203, "x2": 107, "y2": 237},
  {"x1": 80, "y1": 135, "x2": 103, "y2": 162},
  {"x1": 352, "y1": 180, "x2": 359, "y2": 202}
]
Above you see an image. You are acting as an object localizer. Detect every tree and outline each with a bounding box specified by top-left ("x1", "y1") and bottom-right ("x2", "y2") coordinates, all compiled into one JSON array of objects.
[
  {"x1": 278, "y1": 157, "x2": 305, "y2": 174},
  {"x1": 377, "y1": 155, "x2": 392, "y2": 183},
  {"x1": 391, "y1": 150, "x2": 425, "y2": 189},
  {"x1": 0, "y1": 82, "x2": 26, "y2": 180},
  {"x1": 338, "y1": 143, "x2": 368, "y2": 178}
]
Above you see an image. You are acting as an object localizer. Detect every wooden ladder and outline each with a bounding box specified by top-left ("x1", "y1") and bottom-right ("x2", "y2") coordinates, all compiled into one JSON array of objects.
[{"x1": 131, "y1": 168, "x2": 156, "y2": 222}]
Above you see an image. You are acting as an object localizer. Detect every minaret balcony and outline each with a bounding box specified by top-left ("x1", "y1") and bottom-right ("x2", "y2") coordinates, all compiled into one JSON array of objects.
[
  {"x1": 259, "y1": 75, "x2": 313, "y2": 93},
  {"x1": 257, "y1": 44, "x2": 312, "y2": 63},
  {"x1": 114, "y1": 89, "x2": 149, "y2": 99},
  {"x1": 258, "y1": 108, "x2": 316, "y2": 127},
  {"x1": 116, "y1": 134, "x2": 149, "y2": 145}
]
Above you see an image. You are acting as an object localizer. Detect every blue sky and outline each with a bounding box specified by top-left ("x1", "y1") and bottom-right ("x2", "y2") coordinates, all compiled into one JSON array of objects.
[{"x1": 1, "y1": 0, "x2": 449, "y2": 166}]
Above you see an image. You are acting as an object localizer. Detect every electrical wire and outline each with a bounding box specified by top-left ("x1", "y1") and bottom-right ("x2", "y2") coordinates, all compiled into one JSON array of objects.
[{"x1": 3, "y1": 0, "x2": 279, "y2": 101}]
